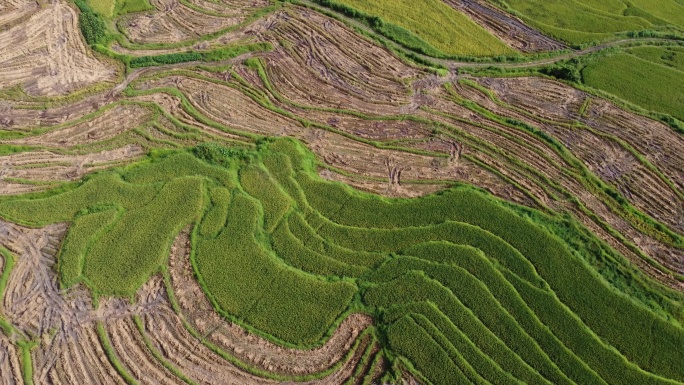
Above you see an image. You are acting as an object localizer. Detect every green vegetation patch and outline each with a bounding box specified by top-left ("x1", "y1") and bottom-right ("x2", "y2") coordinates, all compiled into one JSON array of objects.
[
  {"x1": 493, "y1": 0, "x2": 683, "y2": 44},
  {"x1": 582, "y1": 51, "x2": 684, "y2": 120},
  {"x1": 199, "y1": 187, "x2": 231, "y2": 238},
  {"x1": 194, "y1": 192, "x2": 356, "y2": 345},
  {"x1": 84, "y1": 176, "x2": 203, "y2": 295},
  {"x1": 82, "y1": 0, "x2": 152, "y2": 19},
  {"x1": 309, "y1": 0, "x2": 514, "y2": 57},
  {"x1": 76, "y1": 0, "x2": 109, "y2": 45},
  {"x1": 115, "y1": 0, "x2": 153, "y2": 15},
  {"x1": 127, "y1": 43, "x2": 272, "y2": 68},
  {"x1": 58, "y1": 207, "x2": 122, "y2": 288},
  {"x1": 627, "y1": 46, "x2": 684, "y2": 72},
  {"x1": 87, "y1": 0, "x2": 116, "y2": 18},
  {"x1": 3, "y1": 138, "x2": 684, "y2": 384},
  {"x1": 0, "y1": 154, "x2": 210, "y2": 296}
]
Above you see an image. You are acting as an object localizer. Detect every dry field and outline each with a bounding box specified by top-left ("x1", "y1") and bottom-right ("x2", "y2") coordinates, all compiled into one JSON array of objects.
[
  {"x1": 0, "y1": 2, "x2": 118, "y2": 97},
  {"x1": 119, "y1": 0, "x2": 271, "y2": 44},
  {"x1": 0, "y1": 0, "x2": 682, "y2": 383},
  {"x1": 0, "y1": 0, "x2": 40, "y2": 31}
]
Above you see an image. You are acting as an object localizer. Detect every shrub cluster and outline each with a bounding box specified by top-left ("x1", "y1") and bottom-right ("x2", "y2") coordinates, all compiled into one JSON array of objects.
[{"x1": 75, "y1": 0, "x2": 108, "y2": 45}]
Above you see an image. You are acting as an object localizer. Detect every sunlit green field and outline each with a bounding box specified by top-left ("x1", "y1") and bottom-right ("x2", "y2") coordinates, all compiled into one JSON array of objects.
[
  {"x1": 494, "y1": 0, "x2": 684, "y2": 44},
  {"x1": 582, "y1": 49, "x2": 684, "y2": 120},
  {"x1": 324, "y1": 0, "x2": 515, "y2": 56}
]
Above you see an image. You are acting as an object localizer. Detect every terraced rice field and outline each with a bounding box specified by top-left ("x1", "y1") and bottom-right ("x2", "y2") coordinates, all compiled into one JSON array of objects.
[
  {"x1": 489, "y1": 0, "x2": 684, "y2": 45},
  {"x1": 582, "y1": 49, "x2": 684, "y2": 120},
  {"x1": 0, "y1": 0, "x2": 682, "y2": 384}
]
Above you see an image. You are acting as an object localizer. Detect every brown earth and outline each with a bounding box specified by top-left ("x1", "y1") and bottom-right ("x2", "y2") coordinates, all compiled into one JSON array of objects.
[
  {"x1": 7, "y1": 104, "x2": 151, "y2": 147},
  {"x1": 0, "y1": 3, "x2": 118, "y2": 97},
  {"x1": 0, "y1": 0, "x2": 40, "y2": 32},
  {"x1": 0, "y1": 145, "x2": 145, "y2": 184},
  {"x1": 120, "y1": 0, "x2": 271, "y2": 44}
]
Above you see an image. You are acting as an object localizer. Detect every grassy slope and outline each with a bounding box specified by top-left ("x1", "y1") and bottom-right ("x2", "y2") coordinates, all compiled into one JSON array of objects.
[
  {"x1": 494, "y1": 0, "x2": 683, "y2": 44},
  {"x1": 87, "y1": 0, "x2": 152, "y2": 18},
  {"x1": 627, "y1": 46, "x2": 684, "y2": 71},
  {"x1": 88, "y1": 0, "x2": 116, "y2": 18},
  {"x1": 327, "y1": 0, "x2": 514, "y2": 56},
  {"x1": 582, "y1": 51, "x2": 684, "y2": 120},
  {"x1": 115, "y1": 0, "x2": 153, "y2": 15},
  {"x1": 1, "y1": 139, "x2": 684, "y2": 383}
]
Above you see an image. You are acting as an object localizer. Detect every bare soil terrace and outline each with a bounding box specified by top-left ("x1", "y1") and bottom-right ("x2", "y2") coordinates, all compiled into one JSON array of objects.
[{"x1": 0, "y1": 3, "x2": 118, "y2": 97}]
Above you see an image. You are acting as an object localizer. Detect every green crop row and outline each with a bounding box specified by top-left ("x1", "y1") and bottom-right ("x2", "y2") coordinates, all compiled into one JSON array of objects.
[
  {"x1": 127, "y1": 43, "x2": 272, "y2": 68},
  {"x1": 285, "y1": 211, "x2": 385, "y2": 268},
  {"x1": 193, "y1": 191, "x2": 357, "y2": 345},
  {"x1": 382, "y1": 302, "x2": 525, "y2": 385},
  {"x1": 83, "y1": 176, "x2": 204, "y2": 295},
  {"x1": 387, "y1": 314, "x2": 469, "y2": 385},
  {"x1": 627, "y1": 46, "x2": 684, "y2": 72},
  {"x1": 58, "y1": 207, "x2": 122, "y2": 288},
  {"x1": 239, "y1": 164, "x2": 292, "y2": 233},
  {"x1": 270, "y1": 216, "x2": 367, "y2": 277},
  {"x1": 376, "y1": 252, "x2": 680, "y2": 384},
  {"x1": 401, "y1": 242, "x2": 606, "y2": 384},
  {"x1": 366, "y1": 271, "x2": 549, "y2": 384},
  {"x1": 371, "y1": 257, "x2": 576, "y2": 384},
  {"x1": 199, "y1": 187, "x2": 231, "y2": 237}
]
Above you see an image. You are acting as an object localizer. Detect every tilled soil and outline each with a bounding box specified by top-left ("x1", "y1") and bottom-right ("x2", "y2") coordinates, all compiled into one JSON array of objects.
[
  {"x1": 260, "y1": 9, "x2": 418, "y2": 115},
  {"x1": 0, "y1": 3, "x2": 118, "y2": 97},
  {"x1": 121, "y1": 0, "x2": 270, "y2": 44},
  {"x1": 0, "y1": 0, "x2": 39, "y2": 31}
]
